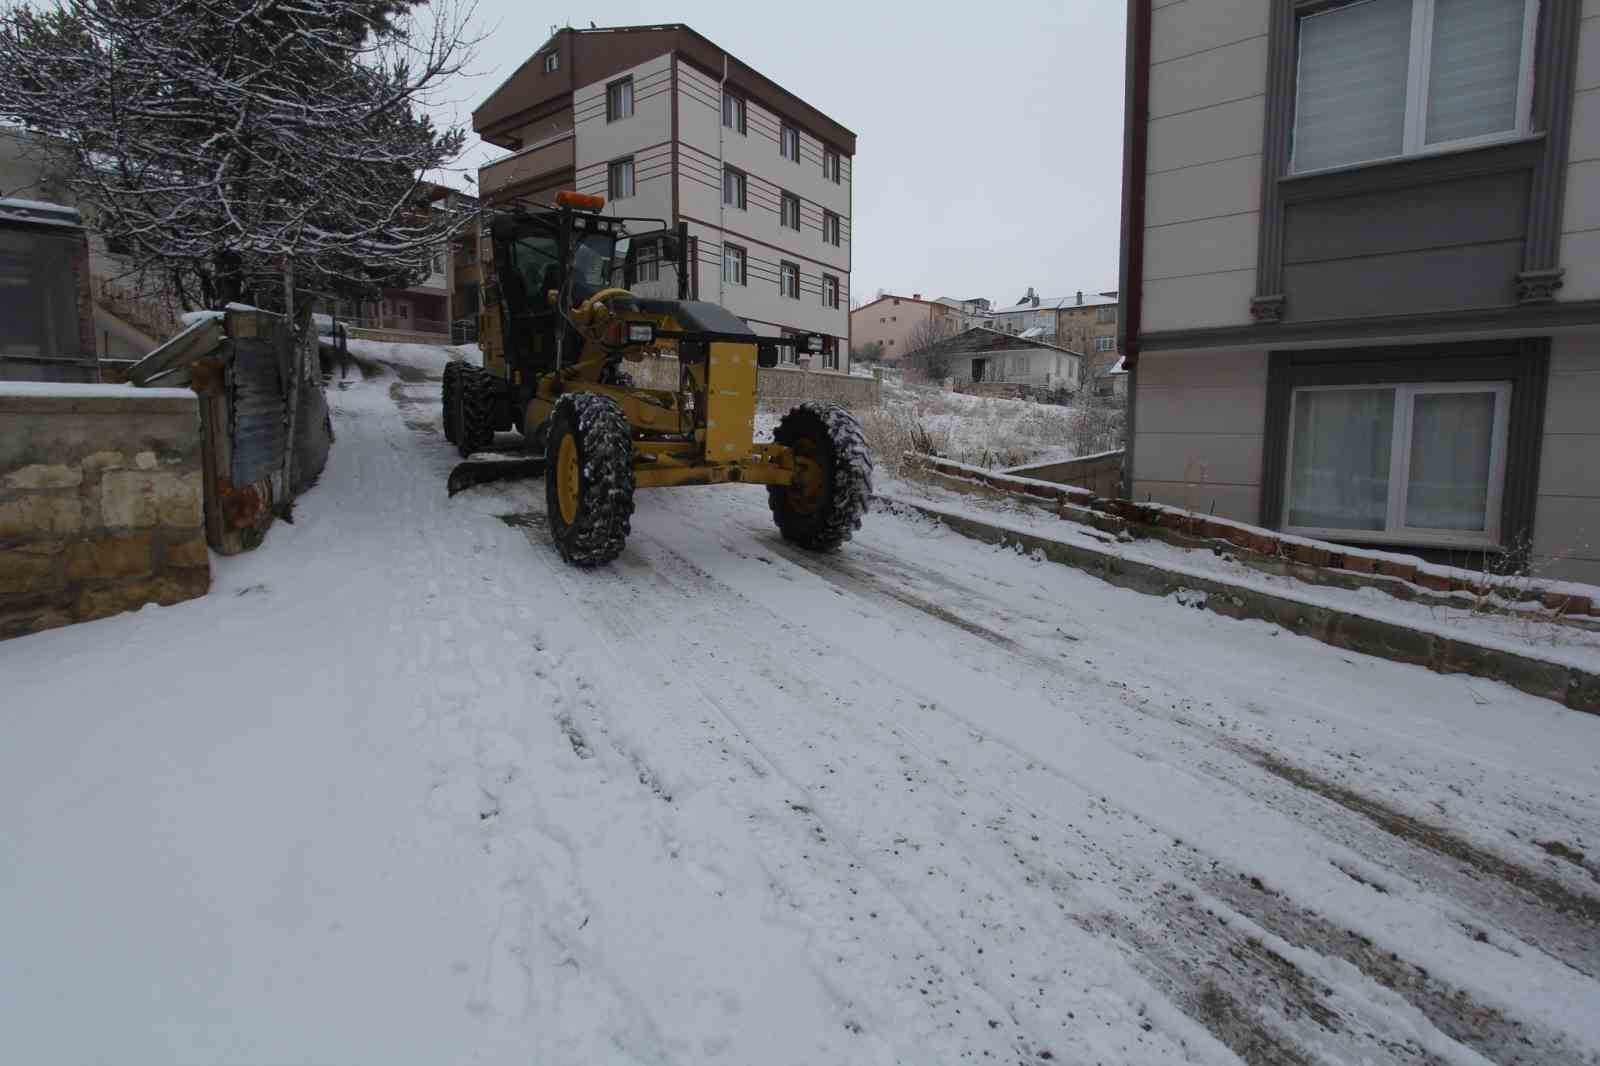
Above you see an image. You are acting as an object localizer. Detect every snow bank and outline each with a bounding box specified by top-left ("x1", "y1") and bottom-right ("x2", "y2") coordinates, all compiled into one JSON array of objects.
[{"x1": 0, "y1": 381, "x2": 191, "y2": 401}]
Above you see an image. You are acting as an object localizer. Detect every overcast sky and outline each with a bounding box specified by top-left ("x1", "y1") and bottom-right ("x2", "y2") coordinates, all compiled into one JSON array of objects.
[{"x1": 431, "y1": 1, "x2": 1127, "y2": 309}]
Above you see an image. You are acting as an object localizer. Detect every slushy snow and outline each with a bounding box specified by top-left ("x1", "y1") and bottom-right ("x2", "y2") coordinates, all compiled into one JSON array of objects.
[{"x1": 2, "y1": 345, "x2": 1598, "y2": 1065}]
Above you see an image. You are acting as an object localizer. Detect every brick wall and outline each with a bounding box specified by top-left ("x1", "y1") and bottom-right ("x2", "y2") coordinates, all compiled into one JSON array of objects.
[{"x1": 0, "y1": 384, "x2": 209, "y2": 640}]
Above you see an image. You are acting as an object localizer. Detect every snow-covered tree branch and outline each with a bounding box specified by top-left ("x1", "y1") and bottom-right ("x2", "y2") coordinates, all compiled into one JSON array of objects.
[{"x1": 0, "y1": 0, "x2": 480, "y2": 309}]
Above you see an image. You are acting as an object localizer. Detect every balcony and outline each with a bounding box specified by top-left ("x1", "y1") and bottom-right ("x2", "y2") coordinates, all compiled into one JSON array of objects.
[{"x1": 479, "y1": 133, "x2": 575, "y2": 203}]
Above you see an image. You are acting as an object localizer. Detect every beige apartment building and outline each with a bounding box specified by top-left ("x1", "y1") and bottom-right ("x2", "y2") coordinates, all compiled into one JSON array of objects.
[
  {"x1": 1121, "y1": 0, "x2": 1600, "y2": 581},
  {"x1": 473, "y1": 24, "x2": 854, "y2": 370},
  {"x1": 849, "y1": 293, "x2": 960, "y2": 363}
]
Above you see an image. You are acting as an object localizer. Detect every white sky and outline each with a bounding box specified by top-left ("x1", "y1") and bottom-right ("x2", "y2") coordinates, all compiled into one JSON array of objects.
[{"x1": 429, "y1": 1, "x2": 1126, "y2": 309}]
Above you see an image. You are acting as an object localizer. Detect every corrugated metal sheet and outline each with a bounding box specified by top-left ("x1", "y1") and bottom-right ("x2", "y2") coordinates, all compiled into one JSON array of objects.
[{"x1": 229, "y1": 337, "x2": 286, "y2": 485}]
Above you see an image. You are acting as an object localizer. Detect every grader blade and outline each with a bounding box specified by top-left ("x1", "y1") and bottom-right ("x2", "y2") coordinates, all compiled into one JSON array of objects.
[{"x1": 446, "y1": 453, "x2": 547, "y2": 497}]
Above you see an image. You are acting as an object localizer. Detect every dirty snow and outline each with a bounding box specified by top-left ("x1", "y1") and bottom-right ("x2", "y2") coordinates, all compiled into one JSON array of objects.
[
  {"x1": 887, "y1": 473, "x2": 1600, "y2": 670},
  {"x1": 3, "y1": 344, "x2": 1599, "y2": 1066}
]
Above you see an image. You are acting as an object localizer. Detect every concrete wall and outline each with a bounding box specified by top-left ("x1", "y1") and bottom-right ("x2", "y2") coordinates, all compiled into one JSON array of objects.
[
  {"x1": 1558, "y1": 2, "x2": 1600, "y2": 300},
  {"x1": 1534, "y1": 330, "x2": 1600, "y2": 582},
  {"x1": 1141, "y1": 0, "x2": 1268, "y2": 333},
  {"x1": 0, "y1": 383, "x2": 209, "y2": 639},
  {"x1": 1131, "y1": 347, "x2": 1268, "y2": 522},
  {"x1": 1006, "y1": 450, "x2": 1126, "y2": 499},
  {"x1": 629, "y1": 354, "x2": 878, "y2": 409}
]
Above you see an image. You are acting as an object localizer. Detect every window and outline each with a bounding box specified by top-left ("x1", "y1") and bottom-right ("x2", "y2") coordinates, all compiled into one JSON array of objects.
[
  {"x1": 823, "y1": 211, "x2": 841, "y2": 246},
  {"x1": 543, "y1": 51, "x2": 559, "y2": 73},
  {"x1": 637, "y1": 241, "x2": 659, "y2": 283},
  {"x1": 723, "y1": 167, "x2": 746, "y2": 210},
  {"x1": 1096, "y1": 305, "x2": 1116, "y2": 324},
  {"x1": 722, "y1": 243, "x2": 746, "y2": 286},
  {"x1": 608, "y1": 157, "x2": 635, "y2": 200},
  {"x1": 778, "y1": 329, "x2": 798, "y2": 365},
  {"x1": 823, "y1": 149, "x2": 840, "y2": 183},
  {"x1": 780, "y1": 124, "x2": 799, "y2": 162},
  {"x1": 723, "y1": 93, "x2": 746, "y2": 134},
  {"x1": 822, "y1": 274, "x2": 839, "y2": 309},
  {"x1": 781, "y1": 192, "x2": 800, "y2": 231},
  {"x1": 822, "y1": 336, "x2": 840, "y2": 371},
  {"x1": 1095, "y1": 336, "x2": 1115, "y2": 352},
  {"x1": 1284, "y1": 382, "x2": 1510, "y2": 545},
  {"x1": 1292, "y1": 0, "x2": 1536, "y2": 174},
  {"x1": 606, "y1": 77, "x2": 633, "y2": 122},
  {"x1": 780, "y1": 260, "x2": 799, "y2": 299}
]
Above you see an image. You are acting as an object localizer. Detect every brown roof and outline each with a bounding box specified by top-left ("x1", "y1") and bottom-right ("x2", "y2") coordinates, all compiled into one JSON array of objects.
[{"x1": 474, "y1": 24, "x2": 857, "y2": 155}]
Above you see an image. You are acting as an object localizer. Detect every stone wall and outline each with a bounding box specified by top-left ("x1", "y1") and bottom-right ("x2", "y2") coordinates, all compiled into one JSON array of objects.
[{"x1": 0, "y1": 383, "x2": 209, "y2": 640}]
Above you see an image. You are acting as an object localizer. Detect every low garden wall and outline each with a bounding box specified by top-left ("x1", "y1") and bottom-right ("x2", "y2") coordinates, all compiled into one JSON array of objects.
[
  {"x1": 631, "y1": 355, "x2": 880, "y2": 409},
  {"x1": 0, "y1": 383, "x2": 209, "y2": 640},
  {"x1": 1006, "y1": 449, "x2": 1124, "y2": 498}
]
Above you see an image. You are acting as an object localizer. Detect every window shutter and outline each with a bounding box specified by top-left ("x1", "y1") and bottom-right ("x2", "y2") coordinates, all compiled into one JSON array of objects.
[
  {"x1": 1293, "y1": 0, "x2": 1412, "y2": 172},
  {"x1": 1425, "y1": 0, "x2": 1525, "y2": 145}
]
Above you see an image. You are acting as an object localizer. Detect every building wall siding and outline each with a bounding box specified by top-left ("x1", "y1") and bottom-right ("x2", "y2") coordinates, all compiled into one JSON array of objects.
[
  {"x1": 1533, "y1": 330, "x2": 1600, "y2": 581},
  {"x1": 1131, "y1": 348, "x2": 1268, "y2": 522},
  {"x1": 1559, "y1": 10, "x2": 1600, "y2": 299},
  {"x1": 1142, "y1": 0, "x2": 1268, "y2": 335},
  {"x1": 673, "y1": 59, "x2": 849, "y2": 353}
]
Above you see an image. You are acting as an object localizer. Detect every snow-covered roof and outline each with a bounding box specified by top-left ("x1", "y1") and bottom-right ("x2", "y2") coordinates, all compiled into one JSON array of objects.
[
  {"x1": 1018, "y1": 325, "x2": 1047, "y2": 340},
  {"x1": 992, "y1": 291, "x2": 1119, "y2": 314},
  {"x1": 1108, "y1": 356, "x2": 1128, "y2": 375},
  {"x1": 0, "y1": 197, "x2": 82, "y2": 229}
]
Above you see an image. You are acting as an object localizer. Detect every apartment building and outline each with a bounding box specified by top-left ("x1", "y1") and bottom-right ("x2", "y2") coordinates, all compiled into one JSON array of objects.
[
  {"x1": 1054, "y1": 290, "x2": 1121, "y2": 395},
  {"x1": 472, "y1": 24, "x2": 854, "y2": 370},
  {"x1": 849, "y1": 292, "x2": 960, "y2": 363},
  {"x1": 1121, "y1": 0, "x2": 1599, "y2": 581}
]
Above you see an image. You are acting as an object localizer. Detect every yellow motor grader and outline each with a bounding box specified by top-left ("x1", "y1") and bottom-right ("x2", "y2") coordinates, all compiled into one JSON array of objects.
[{"x1": 443, "y1": 190, "x2": 871, "y2": 566}]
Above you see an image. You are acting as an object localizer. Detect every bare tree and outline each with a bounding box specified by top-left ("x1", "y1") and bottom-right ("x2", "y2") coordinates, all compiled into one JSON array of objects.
[
  {"x1": 0, "y1": 0, "x2": 479, "y2": 312},
  {"x1": 904, "y1": 314, "x2": 961, "y2": 380}
]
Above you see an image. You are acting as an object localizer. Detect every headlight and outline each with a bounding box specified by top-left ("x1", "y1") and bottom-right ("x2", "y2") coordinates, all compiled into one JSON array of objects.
[{"x1": 627, "y1": 323, "x2": 655, "y2": 344}]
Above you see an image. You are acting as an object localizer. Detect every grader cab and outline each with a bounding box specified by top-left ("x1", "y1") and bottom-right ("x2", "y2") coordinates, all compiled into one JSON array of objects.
[{"x1": 443, "y1": 191, "x2": 871, "y2": 566}]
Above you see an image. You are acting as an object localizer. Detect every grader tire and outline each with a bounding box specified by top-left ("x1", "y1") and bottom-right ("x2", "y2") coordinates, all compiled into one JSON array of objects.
[
  {"x1": 768, "y1": 402, "x2": 873, "y2": 551},
  {"x1": 457, "y1": 368, "x2": 498, "y2": 458},
  {"x1": 545, "y1": 393, "x2": 635, "y2": 566},
  {"x1": 441, "y1": 361, "x2": 464, "y2": 444}
]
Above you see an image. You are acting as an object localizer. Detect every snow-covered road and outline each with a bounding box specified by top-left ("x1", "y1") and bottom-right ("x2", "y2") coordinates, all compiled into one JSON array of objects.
[{"x1": 4, "y1": 358, "x2": 1599, "y2": 1065}]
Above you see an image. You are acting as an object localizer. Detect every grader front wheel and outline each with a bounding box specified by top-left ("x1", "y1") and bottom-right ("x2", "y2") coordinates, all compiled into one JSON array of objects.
[
  {"x1": 544, "y1": 393, "x2": 635, "y2": 566},
  {"x1": 768, "y1": 402, "x2": 873, "y2": 551}
]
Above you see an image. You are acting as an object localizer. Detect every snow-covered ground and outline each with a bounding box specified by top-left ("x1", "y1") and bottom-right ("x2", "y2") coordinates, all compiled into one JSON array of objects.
[{"x1": 3, "y1": 346, "x2": 1599, "y2": 1065}]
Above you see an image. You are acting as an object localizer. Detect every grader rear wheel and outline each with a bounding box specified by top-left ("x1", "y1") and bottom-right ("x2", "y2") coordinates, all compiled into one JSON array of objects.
[
  {"x1": 457, "y1": 368, "x2": 498, "y2": 458},
  {"x1": 441, "y1": 361, "x2": 464, "y2": 444},
  {"x1": 768, "y1": 402, "x2": 873, "y2": 551},
  {"x1": 544, "y1": 393, "x2": 635, "y2": 566}
]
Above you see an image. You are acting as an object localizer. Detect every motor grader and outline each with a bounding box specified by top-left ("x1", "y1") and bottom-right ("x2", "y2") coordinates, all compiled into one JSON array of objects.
[{"x1": 442, "y1": 190, "x2": 871, "y2": 567}]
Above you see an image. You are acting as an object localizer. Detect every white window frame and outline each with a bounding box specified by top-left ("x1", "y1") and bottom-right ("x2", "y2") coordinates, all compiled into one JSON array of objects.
[
  {"x1": 780, "y1": 124, "x2": 800, "y2": 162},
  {"x1": 823, "y1": 149, "x2": 840, "y2": 183},
  {"x1": 1291, "y1": 0, "x2": 1540, "y2": 175},
  {"x1": 1094, "y1": 336, "x2": 1115, "y2": 352},
  {"x1": 722, "y1": 93, "x2": 746, "y2": 134},
  {"x1": 822, "y1": 273, "x2": 839, "y2": 309},
  {"x1": 779, "y1": 261, "x2": 799, "y2": 299},
  {"x1": 722, "y1": 244, "x2": 746, "y2": 286},
  {"x1": 1282, "y1": 381, "x2": 1512, "y2": 548},
  {"x1": 781, "y1": 192, "x2": 800, "y2": 231},
  {"x1": 543, "y1": 51, "x2": 559, "y2": 73},
  {"x1": 606, "y1": 77, "x2": 633, "y2": 123},
  {"x1": 723, "y1": 167, "x2": 746, "y2": 210},
  {"x1": 823, "y1": 211, "x2": 840, "y2": 247},
  {"x1": 637, "y1": 242, "x2": 659, "y2": 283},
  {"x1": 608, "y1": 157, "x2": 634, "y2": 201}
]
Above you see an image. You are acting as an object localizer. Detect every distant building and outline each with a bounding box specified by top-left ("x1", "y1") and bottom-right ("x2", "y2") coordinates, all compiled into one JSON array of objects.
[
  {"x1": 849, "y1": 293, "x2": 961, "y2": 364},
  {"x1": 473, "y1": 23, "x2": 855, "y2": 370},
  {"x1": 935, "y1": 327, "x2": 1083, "y2": 390}
]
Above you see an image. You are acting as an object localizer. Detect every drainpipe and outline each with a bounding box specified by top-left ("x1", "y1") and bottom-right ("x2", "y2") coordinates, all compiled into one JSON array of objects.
[
  {"x1": 717, "y1": 53, "x2": 728, "y2": 305},
  {"x1": 1118, "y1": 0, "x2": 1152, "y2": 499}
]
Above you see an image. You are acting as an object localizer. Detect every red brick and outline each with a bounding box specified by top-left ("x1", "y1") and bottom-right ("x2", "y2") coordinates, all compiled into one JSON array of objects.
[
  {"x1": 1415, "y1": 571, "x2": 1453, "y2": 592},
  {"x1": 1342, "y1": 554, "x2": 1376, "y2": 574},
  {"x1": 1375, "y1": 559, "x2": 1418, "y2": 583},
  {"x1": 1542, "y1": 591, "x2": 1593, "y2": 615},
  {"x1": 1292, "y1": 543, "x2": 1332, "y2": 568}
]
